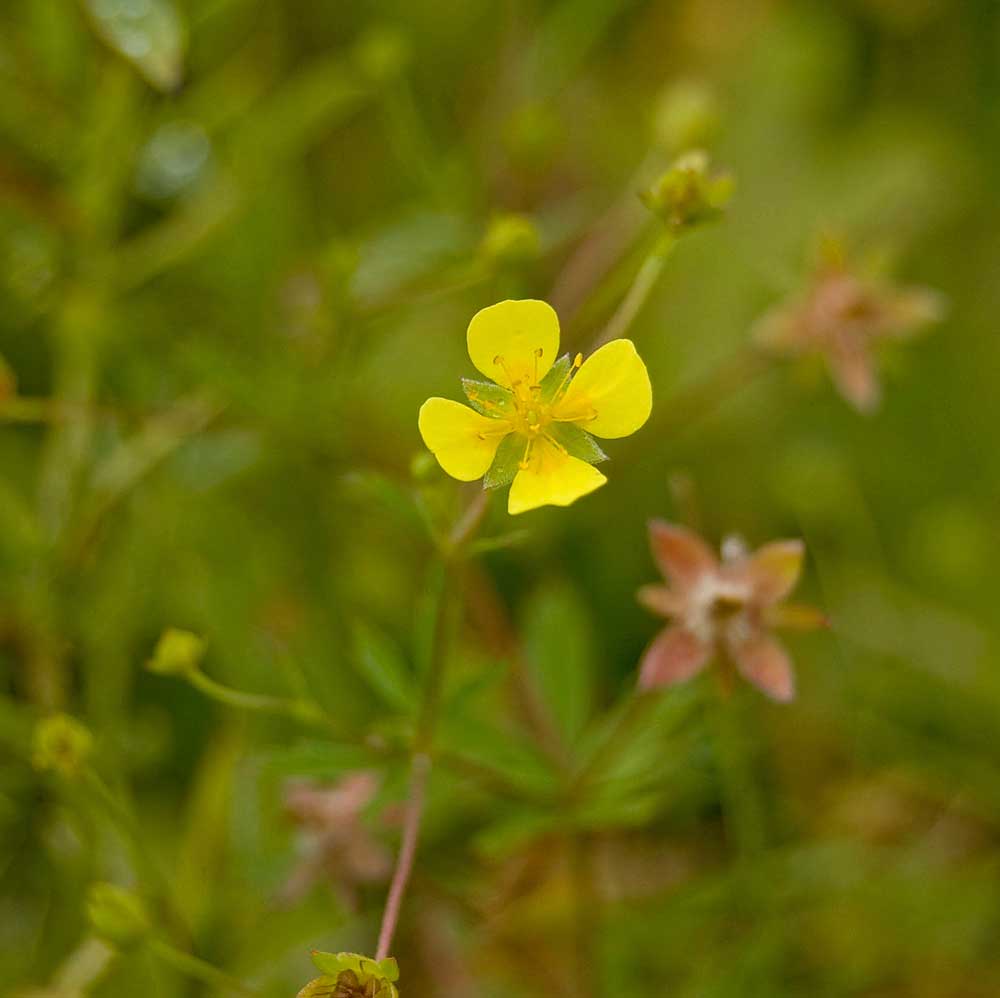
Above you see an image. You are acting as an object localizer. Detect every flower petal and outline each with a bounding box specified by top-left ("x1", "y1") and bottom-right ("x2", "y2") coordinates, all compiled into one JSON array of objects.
[
  {"x1": 638, "y1": 626, "x2": 711, "y2": 690},
  {"x1": 552, "y1": 339, "x2": 652, "y2": 438},
  {"x1": 636, "y1": 584, "x2": 685, "y2": 618},
  {"x1": 730, "y1": 633, "x2": 795, "y2": 702},
  {"x1": 828, "y1": 340, "x2": 880, "y2": 412},
  {"x1": 467, "y1": 299, "x2": 560, "y2": 390},
  {"x1": 746, "y1": 539, "x2": 804, "y2": 605},
  {"x1": 418, "y1": 398, "x2": 508, "y2": 482},
  {"x1": 648, "y1": 520, "x2": 716, "y2": 590},
  {"x1": 507, "y1": 437, "x2": 606, "y2": 515}
]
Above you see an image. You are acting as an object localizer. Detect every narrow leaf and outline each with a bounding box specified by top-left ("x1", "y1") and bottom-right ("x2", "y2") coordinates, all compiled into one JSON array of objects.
[{"x1": 351, "y1": 622, "x2": 415, "y2": 711}]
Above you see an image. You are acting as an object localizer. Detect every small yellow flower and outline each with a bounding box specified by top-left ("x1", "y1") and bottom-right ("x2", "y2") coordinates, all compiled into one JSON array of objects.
[{"x1": 418, "y1": 299, "x2": 652, "y2": 515}]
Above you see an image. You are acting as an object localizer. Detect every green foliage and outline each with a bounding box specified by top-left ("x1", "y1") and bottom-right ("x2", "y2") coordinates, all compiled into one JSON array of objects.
[{"x1": 1, "y1": 2, "x2": 996, "y2": 997}]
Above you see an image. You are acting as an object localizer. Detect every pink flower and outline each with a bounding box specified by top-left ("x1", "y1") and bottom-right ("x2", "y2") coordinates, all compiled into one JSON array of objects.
[
  {"x1": 637, "y1": 521, "x2": 827, "y2": 701},
  {"x1": 753, "y1": 246, "x2": 945, "y2": 412},
  {"x1": 280, "y1": 772, "x2": 391, "y2": 907}
]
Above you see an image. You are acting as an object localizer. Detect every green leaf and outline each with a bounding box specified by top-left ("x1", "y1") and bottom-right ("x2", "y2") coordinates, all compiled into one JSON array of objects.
[
  {"x1": 461, "y1": 378, "x2": 515, "y2": 418},
  {"x1": 351, "y1": 622, "x2": 416, "y2": 711},
  {"x1": 377, "y1": 958, "x2": 400, "y2": 982},
  {"x1": 483, "y1": 433, "x2": 526, "y2": 490},
  {"x1": 545, "y1": 423, "x2": 608, "y2": 464},
  {"x1": 522, "y1": 581, "x2": 597, "y2": 745},
  {"x1": 537, "y1": 354, "x2": 572, "y2": 402},
  {"x1": 83, "y1": 0, "x2": 186, "y2": 92}
]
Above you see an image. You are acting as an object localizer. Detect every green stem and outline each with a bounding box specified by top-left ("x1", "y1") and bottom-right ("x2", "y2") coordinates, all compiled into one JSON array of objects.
[
  {"x1": 592, "y1": 231, "x2": 676, "y2": 349},
  {"x1": 150, "y1": 938, "x2": 257, "y2": 996},
  {"x1": 186, "y1": 670, "x2": 327, "y2": 727}
]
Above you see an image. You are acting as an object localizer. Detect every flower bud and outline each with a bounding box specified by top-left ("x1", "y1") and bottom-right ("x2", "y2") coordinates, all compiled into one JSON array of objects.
[
  {"x1": 354, "y1": 26, "x2": 411, "y2": 85},
  {"x1": 148, "y1": 628, "x2": 206, "y2": 678},
  {"x1": 652, "y1": 80, "x2": 720, "y2": 154},
  {"x1": 640, "y1": 151, "x2": 734, "y2": 232},
  {"x1": 480, "y1": 214, "x2": 541, "y2": 268},
  {"x1": 86, "y1": 882, "x2": 150, "y2": 950},
  {"x1": 32, "y1": 714, "x2": 93, "y2": 777}
]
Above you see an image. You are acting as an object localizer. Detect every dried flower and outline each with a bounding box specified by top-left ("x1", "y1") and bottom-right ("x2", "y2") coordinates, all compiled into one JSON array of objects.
[
  {"x1": 281, "y1": 773, "x2": 390, "y2": 906},
  {"x1": 637, "y1": 521, "x2": 827, "y2": 701},
  {"x1": 753, "y1": 242, "x2": 945, "y2": 412},
  {"x1": 418, "y1": 299, "x2": 652, "y2": 514},
  {"x1": 299, "y1": 952, "x2": 400, "y2": 998}
]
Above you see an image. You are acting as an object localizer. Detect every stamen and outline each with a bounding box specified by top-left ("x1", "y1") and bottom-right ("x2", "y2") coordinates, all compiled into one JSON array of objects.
[
  {"x1": 518, "y1": 437, "x2": 534, "y2": 470},
  {"x1": 532, "y1": 346, "x2": 544, "y2": 384}
]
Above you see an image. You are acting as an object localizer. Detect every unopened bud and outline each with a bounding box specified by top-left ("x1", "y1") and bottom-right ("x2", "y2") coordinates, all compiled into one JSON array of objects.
[
  {"x1": 148, "y1": 628, "x2": 206, "y2": 678},
  {"x1": 480, "y1": 214, "x2": 541, "y2": 267}
]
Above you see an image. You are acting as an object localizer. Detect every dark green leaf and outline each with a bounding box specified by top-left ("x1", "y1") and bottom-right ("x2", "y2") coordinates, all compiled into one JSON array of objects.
[
  {"x1": 351, "y1": 622, "x2": 416, "y2": 711},
  {"x1": 483, "y1": 433, "x2": 526, "y2": 489},
  {"x1": 461, "y1": 378, "x2": 515, "y2": 418},
  {"x1": 522, "y1": 580, "x2": 597, "y2": 745}
]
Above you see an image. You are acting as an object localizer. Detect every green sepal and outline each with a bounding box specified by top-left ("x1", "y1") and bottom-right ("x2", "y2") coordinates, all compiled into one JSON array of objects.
[
  {"x1": 461, "y1": 378, "x2": 514, "y2": 418},
  {"x1": 545, "y1": 423, "x2": 608, "y2": 464},
  {"x1": 297, "y1": 978, "x2": 336, "y2": 998},
  {"x1": 483, "y1": 433, "x2": 526, "y2": 490},
  {"x1": 537, "y1": 354, "x2": 572, "y2": 403},
  {"x1": 378, "y1": 958, "x2": 400, "y2": 983}
]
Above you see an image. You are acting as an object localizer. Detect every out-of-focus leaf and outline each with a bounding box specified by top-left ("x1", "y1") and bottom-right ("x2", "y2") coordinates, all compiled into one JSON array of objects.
[
  {"x1": 521, "y1": 580, "x2": 597, "y2": 745},
  {"x1": 83, "y1": 0, "x2": 186, "y2": 92},
  {"x1": 351, "y1": 621, "x2": 416, "y2": 712}
]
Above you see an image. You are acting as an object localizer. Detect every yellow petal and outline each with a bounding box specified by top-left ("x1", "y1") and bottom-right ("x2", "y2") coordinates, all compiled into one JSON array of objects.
[
  {"x1": 466, "y1": 299, "x2": 560, "y2": 390},
  {"x1": 507, "y1": 438, "x2": 606, "y2": 515},
  {"x1": 418, "y1": 398, "x2": 508, "y2": 482},
  {"x1": 552, "y1": 338, "x2": 652, "y2": 438}
]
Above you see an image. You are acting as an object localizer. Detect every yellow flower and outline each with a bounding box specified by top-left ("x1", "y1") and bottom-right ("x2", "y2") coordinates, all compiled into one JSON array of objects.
[{"x1": 418, "y1": 300, "x2": 652, "y2": 515}]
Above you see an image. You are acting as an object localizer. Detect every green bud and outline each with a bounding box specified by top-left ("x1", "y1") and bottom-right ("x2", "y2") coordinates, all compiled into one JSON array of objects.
[
  {"x1": 301, "y1": 953, "x2": 399, "y2": 998},
  {"x1": 148, "y1": 628, "x2": 206, "y2": 678},
  {"x1": 480, "y1": 214, "x2": 541, "y2": 267},
  {"x1": 640, "y1": 151, "x2": 734, "y2": 232},
  {"x1": 32, "y1": 714, "x2": 93, "y2": 777},
  {"x1": 86, "y1": 882, "x2": 151, "y2": 950},
  {"x1": 354, "y1": 26, "x2": 411, "y2": 85},
  {"x1": 410, "y1": 450, "x2": 437, "y2": 482},
  {"x1": 652, "y1": 80, "x2": 720, "y2": 154}
]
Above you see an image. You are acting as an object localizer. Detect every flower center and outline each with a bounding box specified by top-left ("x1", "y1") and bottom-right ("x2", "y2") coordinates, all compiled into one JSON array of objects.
[
  {"x1": 493, "y1": 350, "x2": 583, "y2": 440},
  {"x1": 333, "y1": 971, "x2": 387, "y2": 998}
]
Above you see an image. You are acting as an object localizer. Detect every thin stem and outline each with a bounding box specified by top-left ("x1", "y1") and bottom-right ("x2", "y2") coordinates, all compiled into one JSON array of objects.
[
  {"x1": 150, "y1": 938, "x2": 257, "y2": 996},
  {"x1": 592, "y1": 232, "x2": 676, "y2": 350},
  {"x1": 376, "y1": 752, "x2": 431, "y2": 961},
  {"x1": 375, "y1": 519, "x2": 461, "y2": 959},
  {"x1": 186, "y1": 670, "x2": 327, "y2": 727}
]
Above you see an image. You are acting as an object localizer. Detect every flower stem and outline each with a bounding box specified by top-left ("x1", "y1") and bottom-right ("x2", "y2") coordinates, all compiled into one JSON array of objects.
[
  {"x1": 375, "y1": 496, "x2": 470, "y2": 959},
  {"x1": 186, "y1": 669, "x2": 327, "y2": 727},
  {"x1": 150, "y1": 938, "x2": 257, "y2": 996},
  {"x1": 592, "y1": 231, "x2": 676, "y2": 349}
]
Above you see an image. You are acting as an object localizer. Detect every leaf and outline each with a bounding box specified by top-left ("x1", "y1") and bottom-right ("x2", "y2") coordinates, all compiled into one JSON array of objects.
[
  {"x1": 545, "y1": 422, "x2": 608, "y2": 464},
  {"x1": 462, "y1": 378, "x2": 515, "y2": 418},
  {"x1": 537, "y1": 354, "x2": 572, "y2": 402},
  {"x1": 522, "y1": 580, "x2": 597, "y2": 745},
  {"x1": 83, "y1": 0, "x2": 186, "y2": 92},
  {"x1": 351, "y1": 622, "x2": 416, "y2": 711},
  {"x1": 483, "y1": 433, "x2": 527, "y2": 489}
]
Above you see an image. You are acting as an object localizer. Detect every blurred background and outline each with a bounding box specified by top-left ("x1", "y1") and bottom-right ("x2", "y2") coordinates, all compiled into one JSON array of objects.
[{"x1": 2, "y1": 1, "x2": 999, "y2": 996}]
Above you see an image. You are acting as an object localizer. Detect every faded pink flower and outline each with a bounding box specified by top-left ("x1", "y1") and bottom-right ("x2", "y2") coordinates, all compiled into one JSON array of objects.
[
  {"x1": 753, "y1": 247, "x2": 945, "y2": 412},
  {"x1": 280, "y1": 772, "x2": 390, "y2": 907},
  {"x1": 637, "y1": 521, "x2": 827, "y2": 701}
]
